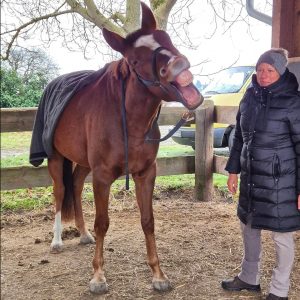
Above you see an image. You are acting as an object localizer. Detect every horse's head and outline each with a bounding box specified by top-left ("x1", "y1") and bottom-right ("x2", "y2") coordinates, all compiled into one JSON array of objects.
[{"x1": 102, "y1": 2, "x2": 204, "y2": 110}]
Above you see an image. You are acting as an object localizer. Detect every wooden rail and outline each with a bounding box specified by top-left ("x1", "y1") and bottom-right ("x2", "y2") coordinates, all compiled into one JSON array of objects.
[{"x1": 0, "y1": 103, "x2": 238, "y2": 200}]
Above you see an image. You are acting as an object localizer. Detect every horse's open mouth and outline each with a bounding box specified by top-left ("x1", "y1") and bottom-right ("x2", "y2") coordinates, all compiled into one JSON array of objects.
[{"x1": 172, "y1": 70, "x2": 203, "y2": 109}]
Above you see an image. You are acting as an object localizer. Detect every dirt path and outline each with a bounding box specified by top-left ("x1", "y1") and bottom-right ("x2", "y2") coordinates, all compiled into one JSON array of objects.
[{"x1": 1, "y1": 189, "x2": 299, "y2": 300}]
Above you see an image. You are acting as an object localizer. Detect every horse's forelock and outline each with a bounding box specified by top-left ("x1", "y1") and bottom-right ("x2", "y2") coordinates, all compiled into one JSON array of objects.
[
  {"x1": 153, "y1": 31, "x2": 180, "y2": 56},
  {"x1": 126, "y1": 29, "x2": 147, "y2": 45}
]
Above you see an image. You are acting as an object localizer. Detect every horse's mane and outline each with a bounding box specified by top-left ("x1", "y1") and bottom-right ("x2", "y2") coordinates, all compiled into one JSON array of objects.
[{"x1": 109, "y1": 59, "x2": 130, "y2": 81}]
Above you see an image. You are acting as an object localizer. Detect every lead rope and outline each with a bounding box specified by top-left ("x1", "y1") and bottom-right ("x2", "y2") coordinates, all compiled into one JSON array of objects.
[
  {"x1": 145, "y1": 110, "x2": 195, "y2": 143},
  {"x1": 121, "y1": 78, "x2": 130, "y2": 190}
]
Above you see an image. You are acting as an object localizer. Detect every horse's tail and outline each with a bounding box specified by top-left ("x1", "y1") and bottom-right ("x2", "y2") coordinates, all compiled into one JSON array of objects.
[{"x1": 61, "y1": 158, "x2": 75, "y2": 221}]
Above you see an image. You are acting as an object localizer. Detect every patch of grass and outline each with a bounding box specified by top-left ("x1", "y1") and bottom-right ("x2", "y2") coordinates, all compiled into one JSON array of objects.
[
  {"x1": 1, "y1": 131, "x2": 33, "y2": 168},
  {"x1": 1, "y1": 132, "x2": 230, "y2": 212},
  {"x1": 156, "y1": 174, "x2": 195, "y2": 189},
  {"x1": 0, "y1": 131, "x2": 192, "y2": 167},
  {"x1": 213, "y1": 173, "x2": 239, "y2": 200},
  {"x1": 0, "y1": 154, "x2": 47, "y2": 168},
  {"x1": 213, "y1": 173, "x2": 227, "y2": 189},
  {"x1": 0, "y1": 132, "x2": 32, "y2": 150},
  {"x1": 0, "y1": 174, "x2": 229, "y2": 212},
  {"x1": 213, "y1": 173, "x2": 230, "y2": 197},
  {"x1": 0, "y1": 154, "x2": 32, "y2": 168},
  {"x1": 0, "y1": 187, "x2": 53, "y2": 212},
  {"x1": 158, "y1": 144, "x2": 194, "y2": 158}
]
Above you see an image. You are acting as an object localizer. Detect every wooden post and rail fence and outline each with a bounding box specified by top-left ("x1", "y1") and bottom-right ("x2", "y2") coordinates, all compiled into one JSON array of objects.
[{"x1": 0, "y1": 101, "x2": 238, "y2": 201}]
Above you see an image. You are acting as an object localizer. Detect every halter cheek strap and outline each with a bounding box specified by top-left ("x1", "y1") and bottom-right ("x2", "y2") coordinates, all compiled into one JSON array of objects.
[{"x1": 135, "y1": 46, "x2": 166, "y2": 87}]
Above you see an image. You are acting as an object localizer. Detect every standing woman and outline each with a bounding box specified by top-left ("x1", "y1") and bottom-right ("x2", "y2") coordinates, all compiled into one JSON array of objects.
[{"x1": 222, "y1": 48, "x2": 300, "y2": 300}]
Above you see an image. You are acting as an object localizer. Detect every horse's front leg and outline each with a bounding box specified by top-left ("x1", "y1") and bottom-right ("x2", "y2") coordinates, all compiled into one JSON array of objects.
[
  {"x1": 133, "y1": 163, "x2": 171, "y2": 291},
  {"x1": 89, "y1": 174, "x2": 110, "y2": 294}
]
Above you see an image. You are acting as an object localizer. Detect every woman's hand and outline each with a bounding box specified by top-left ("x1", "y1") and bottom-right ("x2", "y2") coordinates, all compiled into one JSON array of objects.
[{"x1": 227, "y1": 173, "x2": 238, "y2": 195}]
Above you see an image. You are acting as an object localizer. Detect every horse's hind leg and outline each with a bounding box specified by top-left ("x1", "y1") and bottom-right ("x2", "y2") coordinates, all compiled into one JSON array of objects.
[
  {"x1": 73, "y1": 165, "x2": 95, "y2": 244},
  {"x1": 48, "y1": 151, "x2": 65, "y2": 253},
  {"x1": 133, "y1": 163, "x2": 170, "y2": 291}
]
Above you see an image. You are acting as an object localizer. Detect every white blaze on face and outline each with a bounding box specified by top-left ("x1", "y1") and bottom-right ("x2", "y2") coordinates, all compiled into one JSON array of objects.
[{"x1": 134, "y1": 34, "x2": 174, "y2": 60}]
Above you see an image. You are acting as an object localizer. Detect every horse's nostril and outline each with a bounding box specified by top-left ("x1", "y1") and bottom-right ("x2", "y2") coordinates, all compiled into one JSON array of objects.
[
  {"x1": 173, "y1": 57, "x2": 190, "y2": 72},
  {"x1": 160, "y1": 68, "x2": 167, "y2": 77}
]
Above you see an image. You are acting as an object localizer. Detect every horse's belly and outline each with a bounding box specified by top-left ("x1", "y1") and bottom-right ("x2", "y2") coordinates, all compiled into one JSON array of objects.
[{"x1": 53, "y1": 108, "x2": 90, "y2": 167}]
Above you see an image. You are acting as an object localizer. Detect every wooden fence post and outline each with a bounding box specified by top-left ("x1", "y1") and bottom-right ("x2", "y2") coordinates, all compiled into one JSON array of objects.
[{"x1": 194, "y1": 100, "x2": 214, "y2": 201}]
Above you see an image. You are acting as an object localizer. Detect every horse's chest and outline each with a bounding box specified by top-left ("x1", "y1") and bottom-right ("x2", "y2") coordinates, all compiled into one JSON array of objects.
[{"x1": 128, "y1": 144, "x2": 158, "y2": 172}]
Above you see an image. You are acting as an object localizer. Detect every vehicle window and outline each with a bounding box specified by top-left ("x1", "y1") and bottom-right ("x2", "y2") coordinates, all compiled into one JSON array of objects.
[{"x1": 203, "y1": 66, "x2": 255, "y2": 95}]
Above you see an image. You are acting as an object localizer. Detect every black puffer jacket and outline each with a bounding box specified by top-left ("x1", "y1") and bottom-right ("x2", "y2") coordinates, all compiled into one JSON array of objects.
[{"x1": 226, "y1": 69, "x2": 300, "y2": 232}]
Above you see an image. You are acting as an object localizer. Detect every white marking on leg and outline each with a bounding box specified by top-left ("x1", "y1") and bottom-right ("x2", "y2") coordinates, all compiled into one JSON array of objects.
[{"x1": 50, "y1": 211, "x2": 63, "y2": 251}]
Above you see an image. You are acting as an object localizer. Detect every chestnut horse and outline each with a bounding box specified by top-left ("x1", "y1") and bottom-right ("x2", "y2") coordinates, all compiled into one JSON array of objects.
[{"x1": 47, "y1": 2, "x2": 203, "y2": 294}]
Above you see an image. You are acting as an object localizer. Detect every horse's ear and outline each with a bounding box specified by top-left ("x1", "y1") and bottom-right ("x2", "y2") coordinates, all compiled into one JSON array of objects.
[
  {"x1": 102, "y1": 28, "x2": 126, "y2": 54},
  {"x1": 141, "y1": 2, "x2": 157, "y2": 31}
]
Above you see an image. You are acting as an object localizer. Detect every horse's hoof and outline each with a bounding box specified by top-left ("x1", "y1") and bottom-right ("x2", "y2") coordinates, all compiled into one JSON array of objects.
[
  {"x1": 89, "y1": 278, "x2": 108, "y2": 294},
  {"x1": 152, "y1": 278, "x2": 171, "y2": 291},
  {"x1": 50, "y1": 242, "x2": 63, "y2": 254},
  {"x1": 80, "y1": 232, "x2": 95, "y2": 244}
]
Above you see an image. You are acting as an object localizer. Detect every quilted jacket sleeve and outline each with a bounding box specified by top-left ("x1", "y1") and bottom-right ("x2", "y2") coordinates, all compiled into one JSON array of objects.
[
  {"x1": 225, "y1": 105, "x2": 243, "y2": 174},
  {"x1": 287, "y1": 94, "x2": 300, "y2": 194}
]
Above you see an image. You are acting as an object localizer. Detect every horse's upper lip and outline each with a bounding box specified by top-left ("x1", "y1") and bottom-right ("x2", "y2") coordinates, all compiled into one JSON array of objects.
[
  {"x1": 165, "y1": 57, "x2": 191, "y2": 82},
  {"x1": 168, "y1": 67, "x2": 203, "y2": 109}
]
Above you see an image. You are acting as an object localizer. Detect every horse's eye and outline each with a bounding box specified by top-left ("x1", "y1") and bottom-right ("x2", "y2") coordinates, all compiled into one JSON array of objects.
[
  {"x1": 160, "y1": 68, "x2": 167, "y2": 77},
  {"x1": 132, "y1": 60, "x2": 138, "y2": 66}
]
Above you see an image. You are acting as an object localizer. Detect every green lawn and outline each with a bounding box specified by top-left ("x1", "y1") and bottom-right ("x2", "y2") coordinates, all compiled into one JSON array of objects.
[
  {"x1": 0, "y1": 153, "x2": 32, "y2": 168},
  {"x1": 157, "y1": 144, "x2": 194, "y2": 158},
  {"x1": 0, "y1": 133, "x2": 194, "y2": 167},
  {"x1": 0, "y1": 174, "x2": 228, "y2": 212},
  {"x1": 1, "y1": 132, "x2": 34, "y2": 167},
  {"x1": 0, "y1": 132, "x2": 228, "y2": 212},
  {"x1": 1, "y1": 131, "x2": 32, "y2": 150}
]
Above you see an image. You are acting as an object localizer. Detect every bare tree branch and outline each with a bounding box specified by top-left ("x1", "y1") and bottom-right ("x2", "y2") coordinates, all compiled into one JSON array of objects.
[
  {"x1": 192, "y1": 56, "x2": 240, "y2": 77},
  {"x1": 1, "y1": 9, "x2": 73, "y2": 60},
  {"x1": 150, "y1": 0, "x2": 177, "y2": 29},
  {"x1": 125, "y1": 0, "x2": 140, "y2": 32},
  {"x1": 0, "y1": 0, "x2": 272, "y2": 76}
]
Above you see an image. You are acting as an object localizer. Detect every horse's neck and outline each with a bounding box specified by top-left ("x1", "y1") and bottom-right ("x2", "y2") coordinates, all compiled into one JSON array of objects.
[
  {"x1": 125, "y1": 85, "x2": 161, "y2": 136},
  {"x1": 110, "y1": 60, "x2": 161, "y2": 136}
]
